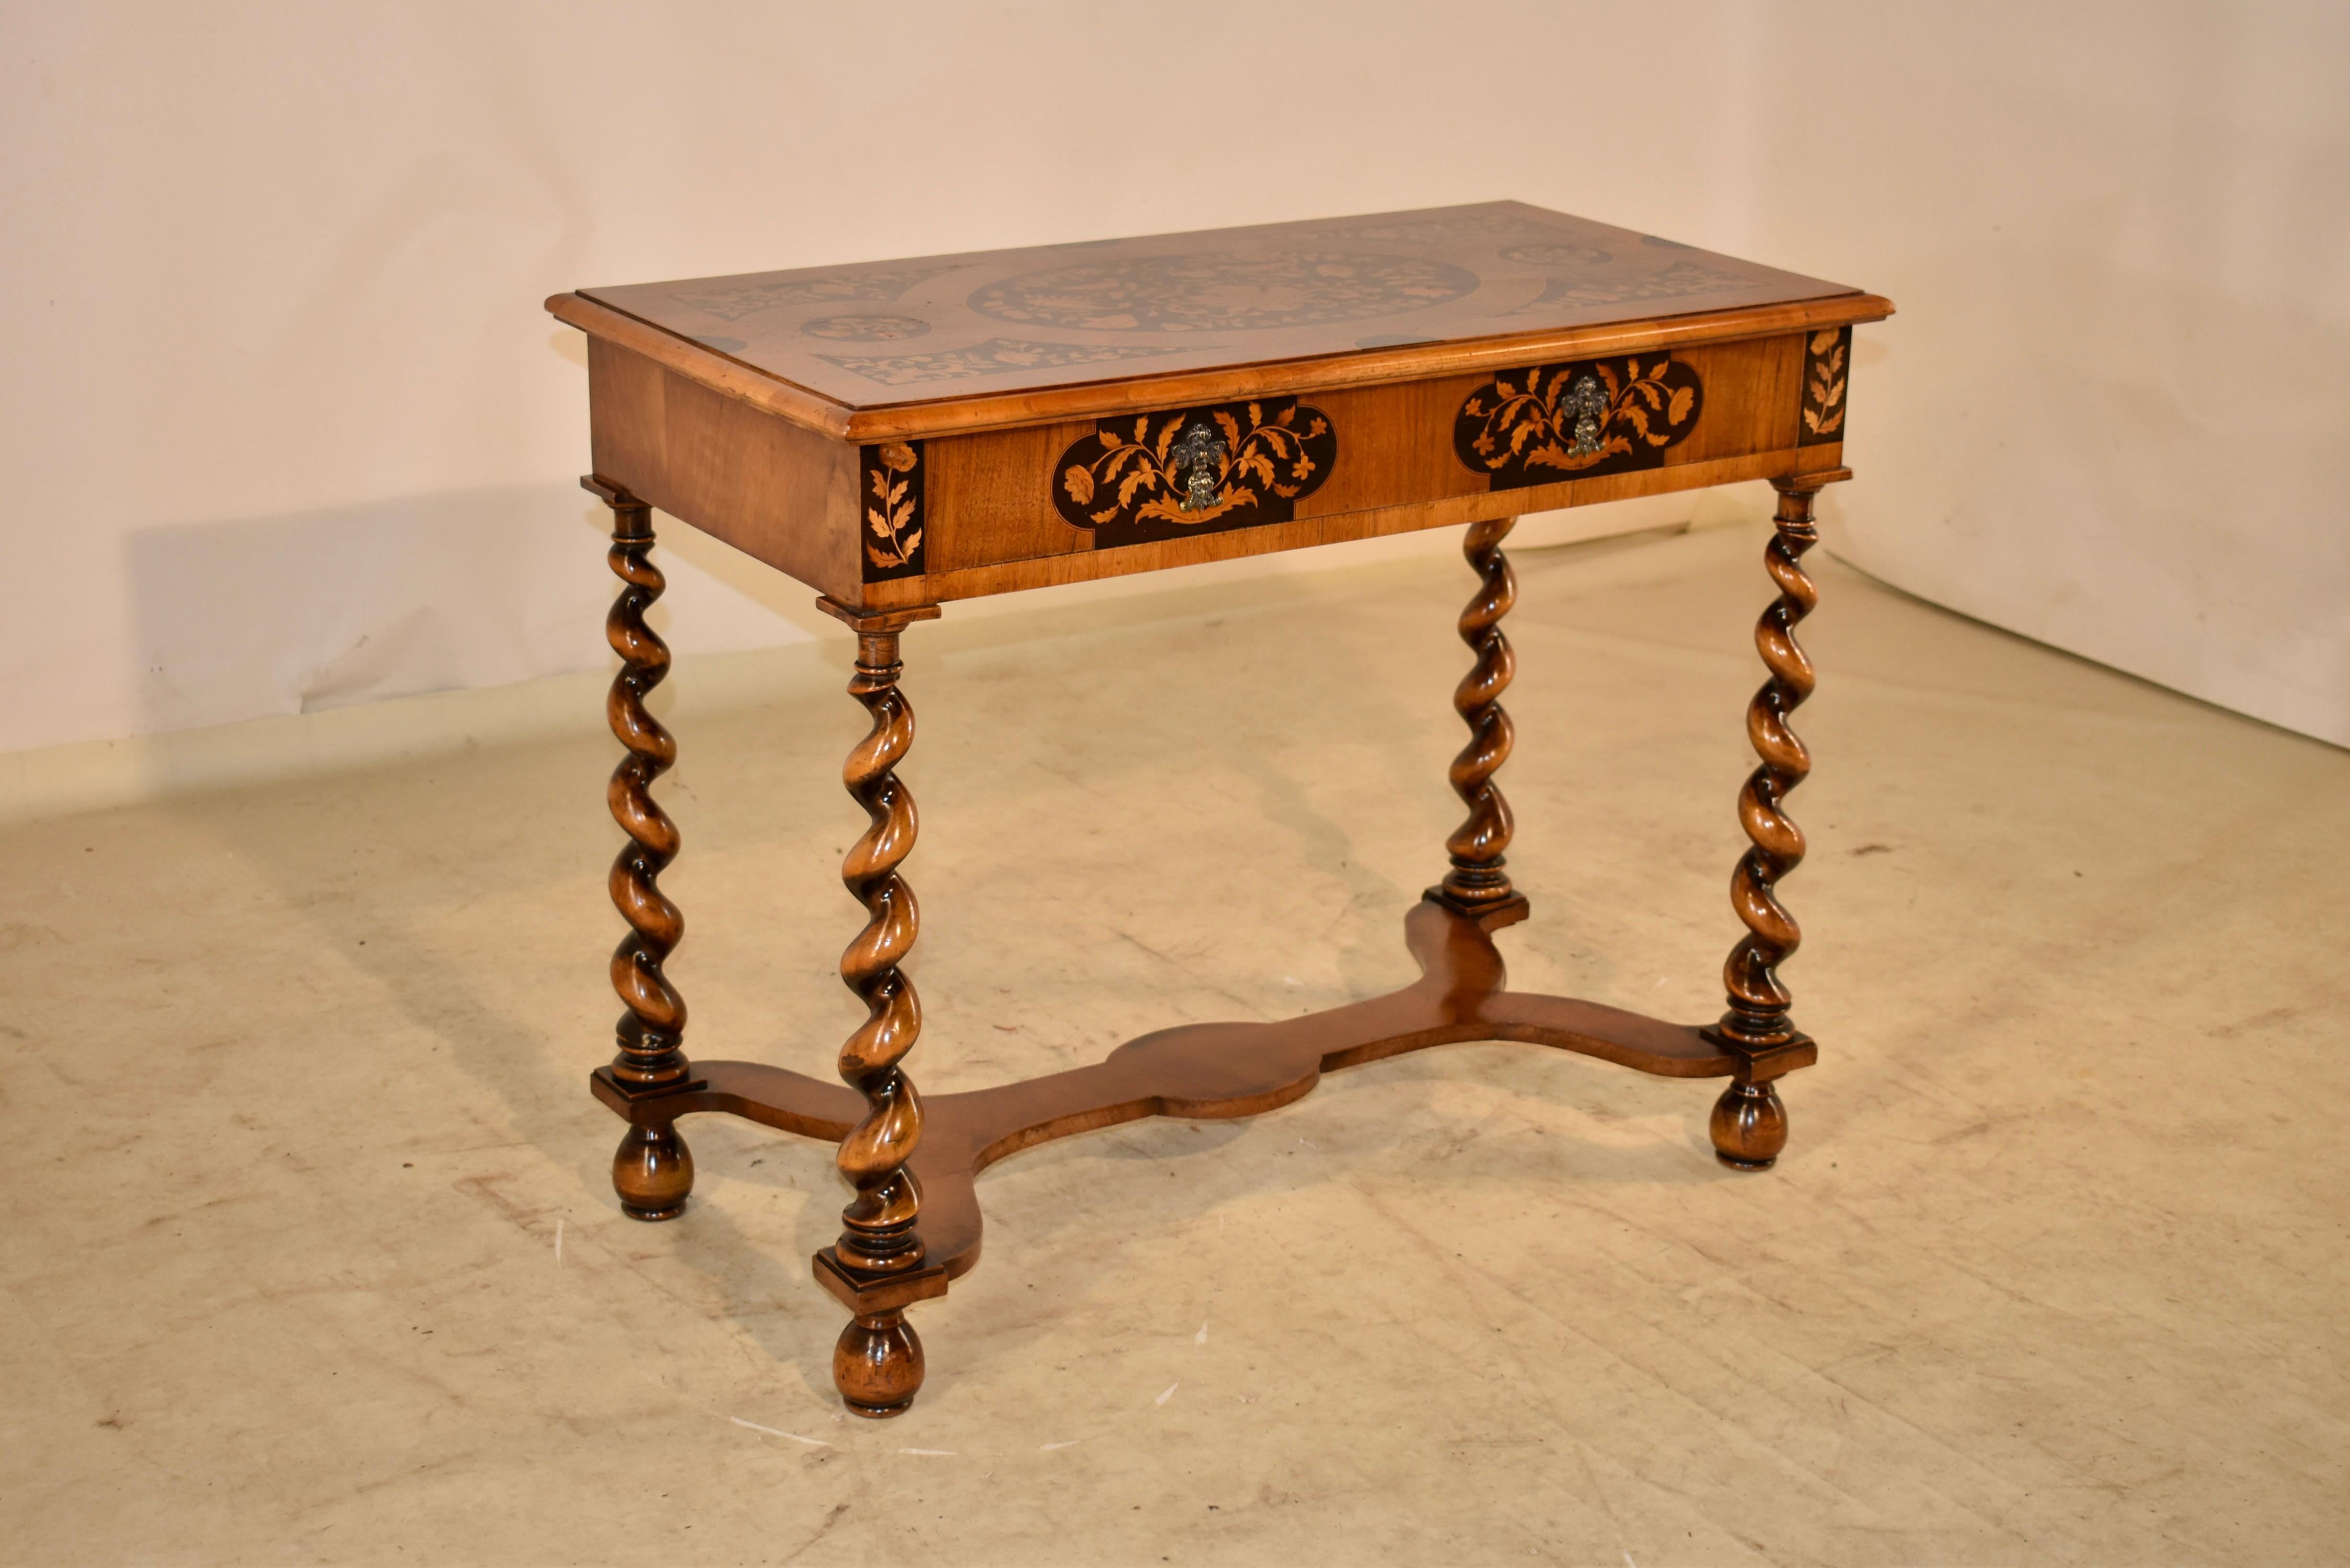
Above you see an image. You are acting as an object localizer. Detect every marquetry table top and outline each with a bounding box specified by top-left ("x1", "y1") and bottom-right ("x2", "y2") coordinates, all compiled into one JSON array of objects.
[{"x1": 555, "y1": 202, "x2": 1879, "y2": 441}]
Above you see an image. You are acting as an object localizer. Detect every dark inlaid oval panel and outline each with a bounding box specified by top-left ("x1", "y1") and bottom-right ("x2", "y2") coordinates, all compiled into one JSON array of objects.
[
  {"x1": 1052, "y1": 398, "x2": 1338, "y2": 549},
  {"x1": 1454, "y1": 354, "x2": 1704, "y2": 490}
]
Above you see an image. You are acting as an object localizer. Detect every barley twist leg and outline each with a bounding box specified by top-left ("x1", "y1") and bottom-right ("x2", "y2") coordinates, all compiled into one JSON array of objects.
[
  {"x1": 1433, "y1": 515, "x2": 1526, "y2": 917},
  {"x1": 832, "y1": 626, "x2": 927, "y2": 1275},
  {"x1": 814, "y1": 599, "x2": 945, "y2": 1417},
  {"x1": 1710, "y1": 476, "x2": 1830, "y2": 1169},
  {"x1": 588, "y1": 478, "x2": 694, "y2": 1219}
]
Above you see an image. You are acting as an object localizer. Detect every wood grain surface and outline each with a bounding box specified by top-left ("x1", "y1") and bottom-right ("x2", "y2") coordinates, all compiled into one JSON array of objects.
[{"x1": 556, "y1": 202, "x2": 1887, "y2": 440}]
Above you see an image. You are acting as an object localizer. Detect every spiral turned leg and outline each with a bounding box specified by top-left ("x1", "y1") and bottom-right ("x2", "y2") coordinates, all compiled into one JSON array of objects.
[
  {"x1": 1709, "y1": 475, "x2": 1836, "y2": 1170},
  {"x1": 1431, "y1": 515, "x2": 1527, "y2": 920},
  {"x1": 584, "y1": 478, "x2": 697, "y2": 1218},
  {"x1": 812, "y1": 597, "x2": 948, "y2": 1419}
]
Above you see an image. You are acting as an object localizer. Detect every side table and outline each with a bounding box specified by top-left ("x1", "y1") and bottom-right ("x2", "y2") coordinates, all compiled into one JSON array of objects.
[{"x1": 546, "y1": 202, "x2": 1891, "y2": 1416}]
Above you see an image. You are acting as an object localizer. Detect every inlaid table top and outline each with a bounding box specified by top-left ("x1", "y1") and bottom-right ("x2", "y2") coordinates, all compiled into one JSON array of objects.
[
  {"x1": 553, "y1": 202, "x2": 1884, "y2": 441},
  {"x1": 549, "y1": 202, "x2": 1888, "y2": 612}
]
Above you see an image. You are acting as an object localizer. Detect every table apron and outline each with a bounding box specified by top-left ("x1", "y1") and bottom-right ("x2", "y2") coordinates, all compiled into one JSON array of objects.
[{"x1": 585, "y1": 328, "x2": 1848, "y2": 610}]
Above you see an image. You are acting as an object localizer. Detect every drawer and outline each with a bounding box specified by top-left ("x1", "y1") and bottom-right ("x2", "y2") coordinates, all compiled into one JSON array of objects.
[{"x1": 585, "y1": 326, "x2": 1853, "y2": 612}]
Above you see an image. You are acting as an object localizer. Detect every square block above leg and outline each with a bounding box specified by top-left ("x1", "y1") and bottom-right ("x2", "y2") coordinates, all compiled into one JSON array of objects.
[{"x1": 812, "y1": 1249, "x2": 950, "y2": 1316}]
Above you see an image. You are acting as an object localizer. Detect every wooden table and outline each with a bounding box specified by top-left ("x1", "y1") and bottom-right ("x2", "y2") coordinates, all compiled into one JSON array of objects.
[{"x1": 547, "y1": 202, "x2": 1891, "y2": 1417}]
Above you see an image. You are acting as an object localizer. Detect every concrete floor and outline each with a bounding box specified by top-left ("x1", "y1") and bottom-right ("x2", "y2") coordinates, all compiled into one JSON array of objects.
[{"x1": 4, "y1": 521, "x2": 2345, "y2": 1565}]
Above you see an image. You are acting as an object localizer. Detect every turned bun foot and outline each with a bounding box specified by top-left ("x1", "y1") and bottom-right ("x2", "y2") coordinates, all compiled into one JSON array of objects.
[
  {"x1": 1710, "y1": 1080, "x2": 1788, "y2": 1170},
  {"x1": 613, "y1": 1121, "x2": 693, "y2": 1219},
  {"x1": 834, "y1": 1310, "x2": 925, "y2": 1418}
]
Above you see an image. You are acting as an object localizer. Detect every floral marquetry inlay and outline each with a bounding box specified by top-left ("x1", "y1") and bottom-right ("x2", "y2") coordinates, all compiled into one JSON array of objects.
[
  {"x1": 1799, "y1": 327, "x2": 1850, "y2": 446},
  {"x1": 819, "y1": 338, "x2": 1182, "y2": 388},
  {"x1": 859, "y1": 441, "x2": 926, "y2": 583},
  {"x1": 1453, "y1": 355, "x2": 1704, "y2": 490},
  {"x1": 1053, "y1": 399, "x2": 1338, "y2": 549},
  {"x1": 802, "y1": 314, "x2": 932, "y2": 342},
  {"x1": 972, "y1": 252, "x2": 1477, "y2": 333},
  {"x1": 667, "y1": 263, "x2": 963, "y2": 322},
  {"x1": 579, "y1": 203, "x2": 1875, "y2": 412}
]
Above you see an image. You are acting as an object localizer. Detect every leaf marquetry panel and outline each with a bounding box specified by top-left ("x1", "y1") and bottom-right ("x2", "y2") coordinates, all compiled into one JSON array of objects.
[
  {"x1": 859, "y1": 441, "x2": 927, "y2": 582},
  {"x1": 1050, "y1": 399, "x2": 1338, "y2": 548},
  {"x1": 1453, "y1": 355, "x2": 1703, "y2": 490},
  {"x1": 1799, "y1": 327, "x2": 1852, "y2": 447}
]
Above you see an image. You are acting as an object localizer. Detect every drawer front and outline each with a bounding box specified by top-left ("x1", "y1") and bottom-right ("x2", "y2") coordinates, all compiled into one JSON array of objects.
[
  {"x1": 901, "y1": 329, "x2": 1834, "y2": 602},
  {"x1": 581, "y1": 329, "x2": 1850, "y2": 610}
]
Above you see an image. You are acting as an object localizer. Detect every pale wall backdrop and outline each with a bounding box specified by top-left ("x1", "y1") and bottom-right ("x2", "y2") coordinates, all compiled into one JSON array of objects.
[{"x1": 4, "y1": 1, "x2": 2345, "y2": 759}]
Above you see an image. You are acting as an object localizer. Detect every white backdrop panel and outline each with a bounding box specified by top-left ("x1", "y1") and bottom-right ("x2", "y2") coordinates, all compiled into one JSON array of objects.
[{"x1": 3, "y1": 1, "x2": 2342, "y2": 753}]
